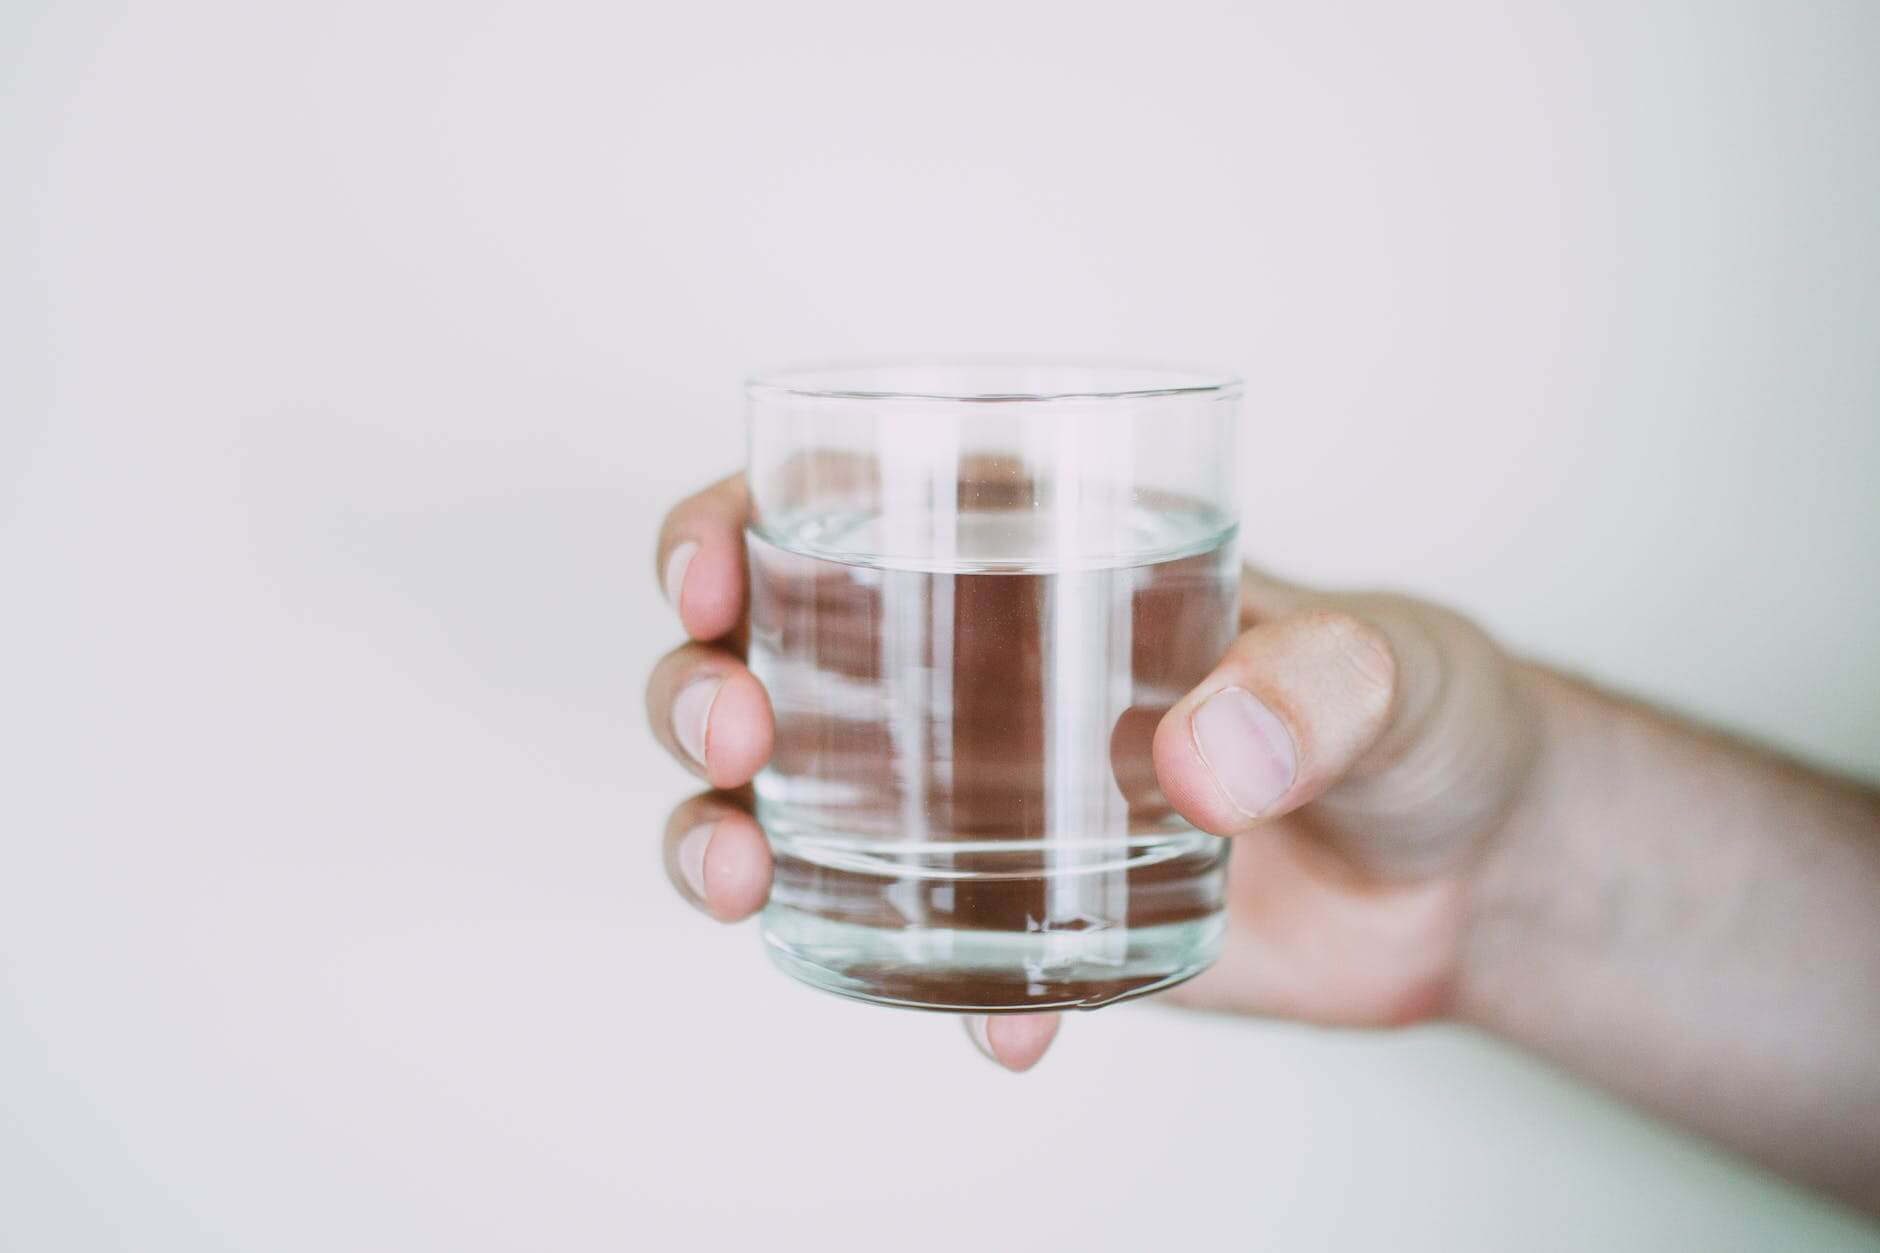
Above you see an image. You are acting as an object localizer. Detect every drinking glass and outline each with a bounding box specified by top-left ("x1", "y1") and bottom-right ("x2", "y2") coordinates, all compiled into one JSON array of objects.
[{"x1": 745, "y1": 361, "x2": 1241, "y2": 1012}]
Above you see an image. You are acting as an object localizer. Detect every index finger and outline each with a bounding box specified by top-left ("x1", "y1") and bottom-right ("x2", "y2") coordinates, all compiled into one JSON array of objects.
[{"x1": 657, "y1": 474, "x2": 750, "y2": 643}]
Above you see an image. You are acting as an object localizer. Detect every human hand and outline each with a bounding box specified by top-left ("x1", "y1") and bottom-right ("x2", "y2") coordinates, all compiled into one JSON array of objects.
[{"x1": 648, "y1": 473, "x2": 1543, "y2": 1070}]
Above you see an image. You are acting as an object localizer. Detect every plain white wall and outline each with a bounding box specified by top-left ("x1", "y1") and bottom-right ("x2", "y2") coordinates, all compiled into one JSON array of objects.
[{"x1": 3, "y1": 1, "x2": 1877, "y2": 1249}]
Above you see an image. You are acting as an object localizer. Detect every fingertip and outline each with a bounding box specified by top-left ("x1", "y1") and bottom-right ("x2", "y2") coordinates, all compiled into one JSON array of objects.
[
  {"x1": 700, "y1": 812, "x2": 771, "y2": 922},
  {"x1": 675, "y1": 540, "x2": 746, "y2": 642},
  {"x1": 1151, "y1": 696, "x2": 1251, "y2": 837},
  {"x1": 702, "y1": 670, "x2": 773, "y2": 789},
  {"x1": 987, "y1": 1013, "x2": 1060, "y2": 1072},
  {"x1": 965, "y1": 1013, "x2": 1060, "y2": 1072},
  {"x1": 658, "y1": 475, "x2": 753, "y2": 641},
  {"x1": 663, "y1": 793, "x2": 771, "y2": 922}
]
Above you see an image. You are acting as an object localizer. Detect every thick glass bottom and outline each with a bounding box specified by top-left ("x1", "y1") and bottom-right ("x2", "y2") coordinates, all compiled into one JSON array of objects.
[{"x1": 760, "y1": 906, "x2": 1226, "y2": 1013}]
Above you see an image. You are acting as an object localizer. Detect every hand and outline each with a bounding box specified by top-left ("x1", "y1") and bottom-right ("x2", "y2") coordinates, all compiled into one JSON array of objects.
[{"x1": 648, "y1": 474, "x2": 1544, "y2": 1070}]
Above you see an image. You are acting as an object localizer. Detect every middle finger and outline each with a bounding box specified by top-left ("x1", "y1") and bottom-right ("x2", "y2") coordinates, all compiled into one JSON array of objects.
[{"x1": 645, "y1": 641, "x2": 775, "y2": 789}]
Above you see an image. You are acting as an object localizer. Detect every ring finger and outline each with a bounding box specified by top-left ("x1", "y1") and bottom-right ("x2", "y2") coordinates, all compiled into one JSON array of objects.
[
  {"x1": 662, "y1": 792, "x2": 772, "y2": 923},
  {"x1": 644, "y1": 641, "x2": 775, "y2": 789}
]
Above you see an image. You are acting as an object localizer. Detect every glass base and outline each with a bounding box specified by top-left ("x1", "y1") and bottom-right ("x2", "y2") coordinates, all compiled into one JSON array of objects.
[{"x1": 760, "y1": 905, "x2": 1225, "y2": 1013}]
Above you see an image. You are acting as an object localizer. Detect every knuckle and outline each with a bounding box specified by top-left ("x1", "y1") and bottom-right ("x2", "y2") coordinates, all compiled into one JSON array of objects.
[{"x1": 1309, "y1": 609, "x2": 1397, "y2": 701}]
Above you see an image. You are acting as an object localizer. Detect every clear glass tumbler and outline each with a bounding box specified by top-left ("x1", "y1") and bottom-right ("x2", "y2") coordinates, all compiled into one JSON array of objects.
[{"x1": 746, "y1": 361, "x2": 1241, "y2": 1012}]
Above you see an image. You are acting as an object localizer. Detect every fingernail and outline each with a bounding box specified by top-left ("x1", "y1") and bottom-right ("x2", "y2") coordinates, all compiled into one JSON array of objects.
[
  {"x1": 963, "y1": 1015, "x2": 998, "y2": 1065},
  {"x1": 663, "y1": 541, "x2": 699, "y2": 618},
  {"x1": 671, "y1": 677, "x2": 722, "y2": 769},
  {"x1": 677, "y1": 821, "x2": 716, "y2": 901},
  {"x1": 1191, "y1": 686, "x2": 1298, "y2": 817}
]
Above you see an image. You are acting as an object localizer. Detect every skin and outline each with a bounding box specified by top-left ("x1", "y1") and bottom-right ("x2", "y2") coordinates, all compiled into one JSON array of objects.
[{"x1": 649, "y1": 473, "x2": 1880, "y2": 1214}]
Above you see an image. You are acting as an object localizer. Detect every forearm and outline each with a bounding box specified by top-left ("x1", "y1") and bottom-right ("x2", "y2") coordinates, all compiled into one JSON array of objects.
[{"x1": 1458, "y1": 665, "x2": 1880, "y2": 1211}]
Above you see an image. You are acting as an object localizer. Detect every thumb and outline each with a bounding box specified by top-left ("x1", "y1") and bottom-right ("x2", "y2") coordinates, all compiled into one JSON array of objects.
[{"x1": 1152, "y1": 609, "x2": 1398, "y2": 836}]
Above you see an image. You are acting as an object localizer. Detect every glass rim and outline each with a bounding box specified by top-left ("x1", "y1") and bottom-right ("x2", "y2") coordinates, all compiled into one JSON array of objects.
[{"x1": 746, "y1": 357, "x2": 1243, "y2": 404}]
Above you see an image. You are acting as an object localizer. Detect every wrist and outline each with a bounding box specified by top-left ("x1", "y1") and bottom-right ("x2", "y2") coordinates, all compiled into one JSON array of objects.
[{"x1": 1449, "y1": 661, "x2": 1591, "y2": 1032}]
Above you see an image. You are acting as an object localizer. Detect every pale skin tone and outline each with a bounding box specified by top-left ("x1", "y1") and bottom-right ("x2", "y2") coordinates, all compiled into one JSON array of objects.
[{"x1": 650, "y1": 474, "x2": 1880, "y2": 1215}]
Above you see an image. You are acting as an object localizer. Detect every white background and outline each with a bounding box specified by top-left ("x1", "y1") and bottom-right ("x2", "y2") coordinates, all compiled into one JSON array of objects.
[{"x1": 4, "y1": 1, "x2": 1878, "y2": 1249}]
